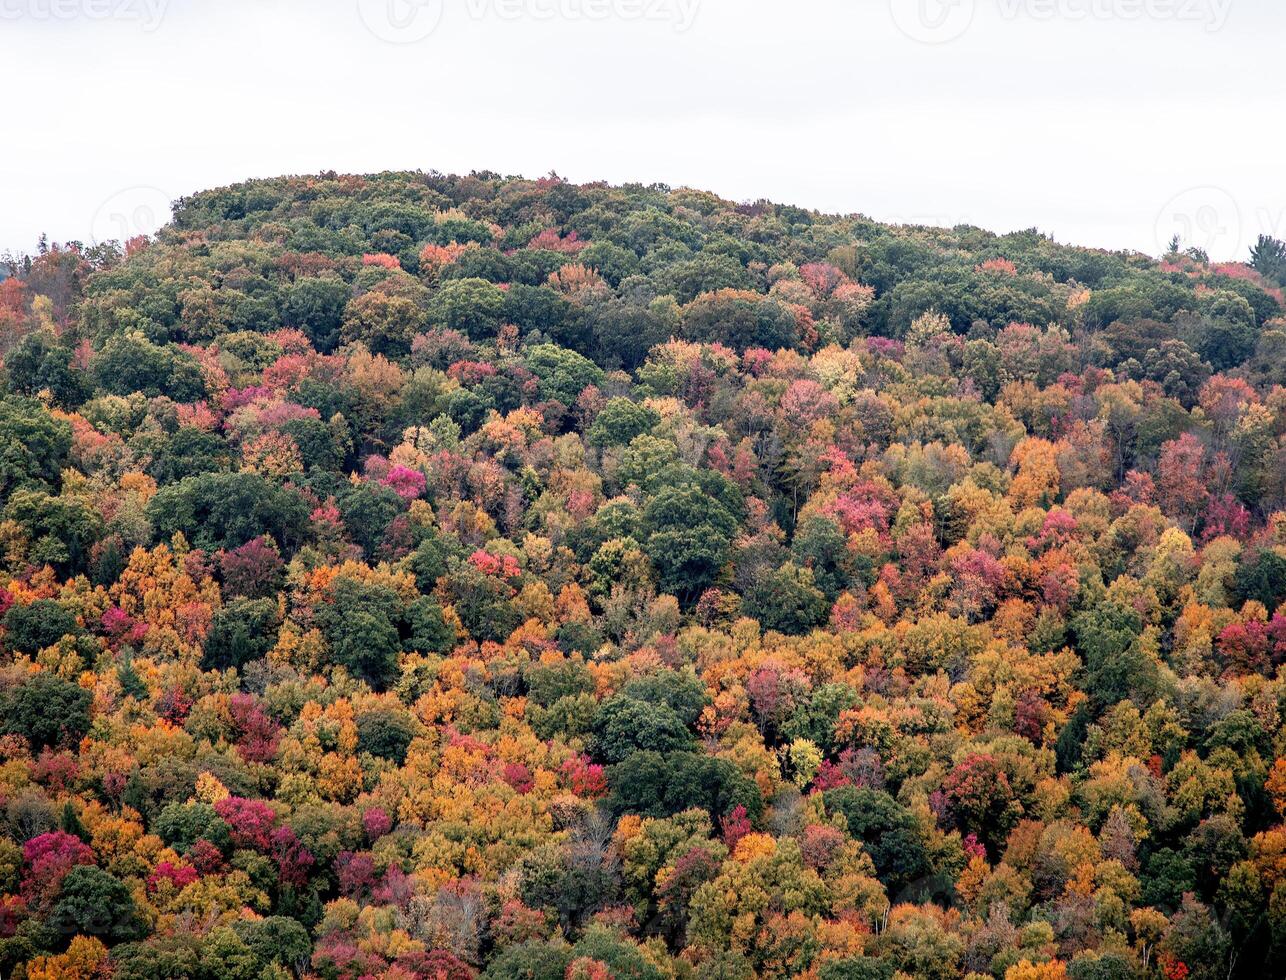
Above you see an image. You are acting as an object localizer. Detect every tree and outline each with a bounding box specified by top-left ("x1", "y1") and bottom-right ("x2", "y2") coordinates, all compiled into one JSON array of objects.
[
  {"x1": 502, "y1": 283, "x2": 576, "y2": 340},
  {"x1": 428, "y1": 277, "x2": 507, "y2": 338},
  {"x1": 403, "y1": 595, "x2": 455, "y2": 654},
  {"x1": 1182, "y1": 312, "x2": 1257, "y2": 372},
  {"x1": 233, "y1": 916, "x2": 312, "y2": 972},
  {"x1": 741, "y1": 562, "x2": 828, "y2": 635},
  {"x1": 283, "y1": 274, "x2": 350, "y2": 351},
  {"x1": 619, "y1": 670, "x2": 710, "y2": 727},
  {"x1": 1070, "y1": 600, "x2": 1161, "y2": 710},
  {"x1": 587, "y1": 398, "x2": 659, "y2": 448},
  {"x1": 148, "y1": 472, "x2": 310, "y2": 554},
  {"x1": 47, "y1": 866, "x2": 147, "y2": 944},
  {"x1": 1161, "y1": 894, "x2": 1233, "y2": 980},
  {"x1": 25, "y1": 936, "x2": 112, "y2": 980},
  {"x1": 525, "y1": 343, "x2": 606, "y2": 408},
  {"x1": 154, "y1": 801, "x2": 233, "y2": 854},
  {"x1": 643, "y1": 485, "x2": 738, "y2": 605},
  {"x1": 202, "y1": 598, "x2": 280, "y2": 671},
  {"x1": 681, "y1": 290, "x2": 798, "y2": 350},
  {"x1": 591, "y1": 696, "x2": 695, "y2": 764},
  {"x1": 0, "y1": 396, "x2": 71, "y2": 497},
  {"x1": 1144, "y1": 340, "x2": 1210, "y2": 408},
  {"x1": 571, "y1": 926, "x2": 666, "y2": 980},
  {"x1": 219, "y1": 536, "x2": 286, "y2": 599},
  {"x1": 482, "y1": 940, "x2": 573, "y2": 980},
  {"x1": 4, "y1": 331, "x2": 90, "y2": 407},
  {"x1": 148, "y1": 426, "x2": 231, "y2": 483},
  {"x1": 824, "y1": 786, "x2": 930, "y2": 896},
  {"x1": 447, "y1": 563, "x2": 523, "y2": 644},
  {"x1": 518, "y1": 841, "x2": 621, "y2": 934},
  {"x1": 686, "y1": 838, "x2": 829, "y2": 964},
  {"x1": 610, "y1": 751, "x2": 761, "y2": 820},
  {"x1": 3, "y1": 489, "x2": 104, "y2": 575},
  {"x1": 340, "y1": 291, "x2": 426, "y2": 357},
  {"x1": 329, "y1": 480, "x2": 403, "y2": 558},
  {"x1": 940, "y1": 754, "x2": 1024, "y2": 856},
  {"x1": 819, "y1": 957, "x2": 895, "y2": 980},
  {"x1": 590, "y1": 300, "x2": 670, "y2": 370},
  {"x1": 0, "y1": 673, "x2": 92, "y2": 750},
  {"x1": 314, "y1": 578, "x2": 403, "y2": 689},
  {"x1": 790, "y1": 516, "x2": 853, "y2": 601},
  {"x1": 656, "y1": 256, "x2": 754, "y2": 305},
  {"x1": 92, "y1": 333, "x2": 206, "y2": 401},
  {"x1": 3, "y1": 599, "x2": 81, "y2": 655},
  {"x1": 1157, "y1": 433, "x2": 1209, "y2": 528},
  {"x1": 1249, "y1": 235, "x2": 1286, "y2": 286},
  {"x1": 1233, "y1": 549, "x2": 1286, "y2": 611},
  {"x1": 355, "y1": 708, "x2": 417, "y2": 764}
]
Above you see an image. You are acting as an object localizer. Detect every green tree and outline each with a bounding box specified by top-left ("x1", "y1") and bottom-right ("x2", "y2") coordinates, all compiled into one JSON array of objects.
[
  {"x1": 823, "y1": 786, "x2": 930, "y2": 896},
  {"x1": 0, "y1": 673, "x2": 92, "y2": 750},
  {"x1": 447, "y1": 565, "x2": 523, "y2": 645},
  {"x1": 482, "y1": 940, "x2": 573, "y2": 980},
  {"x1": 355, "y1": 708, "x2": 417, "y2": 764},
  {"x1": 202, "y1": 597, "x2": 280, "y2": 671},
  {"x1": 525, "y1": 343, "x2": 606, "y2": 407},
  {"x1": 93, "y1": 333, "x2": 206, "y2": 401},
  {"x1": 742, "y1": 562, "x2": 828, "y2": 635},
  {"x1": 655, "y1": 254, "x2": 754, "y2": 305},
  {"x1": 314, "y1": 578, "x2": 403, "y2": 689},
  {"x1": 790, "y1": 516, "x2": 853, "y2": 601},
  {"x1": 147, "y1": 426, "x2": 232, "y2": 483},
  {"x1": 590, "y1": 300, "x2": 670, "y2": 370},
  {"x1": 340, "y1": 291, "x2": 427, "y2": 357},
  {"x1": 591, "y1": 696, "x2": 695, "y2": 764},
  {"x1": 1233, "y1": 549, "x2": 1286, "y2": 611},
  {"x1": 619, "y1": 670, "x2": 710, "y2": 727},
  {"x1": 642, "y1": 485, "x2": 738, "y2": 605},
  {"x1": 283, "y1": 275, "x2": 351, "y2": 352},
  {"x1": 428, "y1": 278, "x2": 507, "y2": 338},
  {"x1": 1249, "y1": 234, "x2": 1286, "y2": 286},
  {"x1": 148, "y1": 472, "x2": 310, "y2": 554},
  {"x1": 818, "y1": 957, "x2": 894, "y2": 980},
  {"x1": 47, "y1": 865, "x2": 147, "y2": 944},
  {"x1": 403, "y1": 595, "x2": 456, "y2": 654},
  {"x1": 0, "y1": 396, "x2": 72, "y2": 497},
  {"x1": 610, "y1": 751, "x2": 761, "y2": 820},
  {"x1": 154, "y1": 801, "x2": 233, "y2": 854},
  {"x1": 3, "y1": 598, "x2": 81, "y2": 655},
  {"x1": 587, "y1": 398, "x2": 660, "y2": 448},
  {"x1": 518, "y1": 842, "x2": 621, "y2": 934},
  {"x1": 233, "y1": 916, "x2": 312, "y2": 972},
  {"x1": 3, "y1": 489, "x2": 103, "y2": 575},
  {"x1": 4, "y1": 331, "x2": 90, "y2": 407},
  {"x1": 680, "y1": 290, "x2": 798, "y2": 350}
]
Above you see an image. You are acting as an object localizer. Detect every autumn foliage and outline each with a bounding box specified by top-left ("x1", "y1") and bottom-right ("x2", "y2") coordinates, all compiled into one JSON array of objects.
[{"x1": 0, "y1": 172, "x2": 1282, "y2": 979}]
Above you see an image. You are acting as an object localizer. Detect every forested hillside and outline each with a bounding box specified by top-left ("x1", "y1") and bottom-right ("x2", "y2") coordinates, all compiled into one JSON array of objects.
[{"x1": 0, "y1": 170, "x2": 1284, "y2": 980}]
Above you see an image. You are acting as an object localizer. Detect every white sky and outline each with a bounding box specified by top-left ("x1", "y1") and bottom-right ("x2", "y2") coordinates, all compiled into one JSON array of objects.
[{"x1": 2, "y1": 0, "x2": 1283, "y2": 261}]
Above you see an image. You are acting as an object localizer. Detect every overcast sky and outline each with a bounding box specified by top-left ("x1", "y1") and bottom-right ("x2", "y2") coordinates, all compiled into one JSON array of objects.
[{"x1": 2, "y1": 0, "x2": 1283, "y2": 261}]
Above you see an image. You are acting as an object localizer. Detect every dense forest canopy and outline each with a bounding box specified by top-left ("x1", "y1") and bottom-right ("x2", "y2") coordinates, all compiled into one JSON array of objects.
[{"x1": 0, "y1": 169, "x2": 1284, "y2": 980}]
